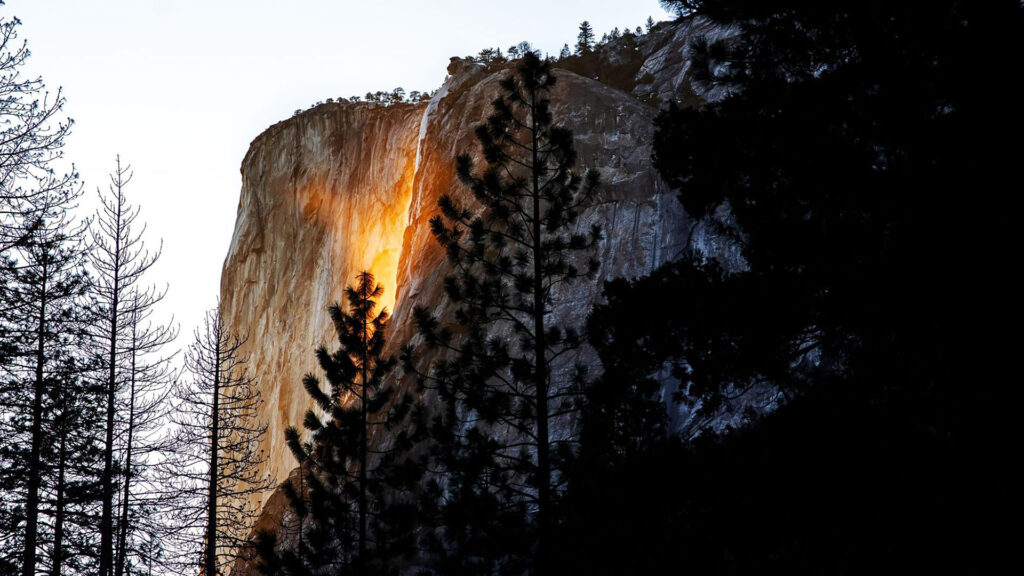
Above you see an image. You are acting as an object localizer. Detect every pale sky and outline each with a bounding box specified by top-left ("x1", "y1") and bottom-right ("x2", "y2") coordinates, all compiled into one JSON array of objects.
[{"x1": 6, "y1": 0, "x2": 672, "y2": 341}]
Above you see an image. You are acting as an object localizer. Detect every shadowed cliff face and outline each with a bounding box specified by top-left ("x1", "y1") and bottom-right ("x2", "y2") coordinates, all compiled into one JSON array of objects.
[{"x1": 388, "y1": 63, "x2": 694, "y2": 439}]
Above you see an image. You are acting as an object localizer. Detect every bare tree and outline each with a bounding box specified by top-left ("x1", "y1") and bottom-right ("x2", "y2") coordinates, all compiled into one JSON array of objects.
[
  {"x1": 112, "y1": 289, "x2": 177, "y2": 576},
  {"x1": 410, "y1": 52, "x2": 599, "y2": 571},
  {"x1": 165, "y1": 307, "x2": 271, "y2": 576},
  {"x1": 0, "y1": 10, "x2": 75, "y2": 257},
  {"x1": 89, "y1": 156, "x2": 168, "y2": 576}
]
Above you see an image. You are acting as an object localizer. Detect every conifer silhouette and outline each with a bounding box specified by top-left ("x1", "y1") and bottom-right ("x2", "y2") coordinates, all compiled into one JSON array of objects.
[
  {"x1": 262, "y1": 272, "x2": 415, "y2": 576},
  {"x1": 410, "y1": 51, "x2": 599, "y2": 573}
]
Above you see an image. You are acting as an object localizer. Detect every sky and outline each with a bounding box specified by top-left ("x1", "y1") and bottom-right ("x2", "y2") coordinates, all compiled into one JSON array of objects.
[{"x1": 6, "y1": 0, "x2": 672, "y2": 341}]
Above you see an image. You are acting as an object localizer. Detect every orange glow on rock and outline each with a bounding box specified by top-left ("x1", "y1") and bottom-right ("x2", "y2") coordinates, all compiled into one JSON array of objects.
[{"x1": 220, "y1": 103, "x2": 428, "y2": 559}]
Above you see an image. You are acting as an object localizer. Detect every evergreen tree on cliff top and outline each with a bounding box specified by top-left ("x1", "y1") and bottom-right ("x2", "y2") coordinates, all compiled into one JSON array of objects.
[
  {"x1": 575, "y1": 21, "x2": 594, "y2": 55},
  {"x1": 409, "y1": 51, "x2": 600, "y2": 573},
  {"x1": 258, "y1": 272, "x2": 416, "y2": 576}
]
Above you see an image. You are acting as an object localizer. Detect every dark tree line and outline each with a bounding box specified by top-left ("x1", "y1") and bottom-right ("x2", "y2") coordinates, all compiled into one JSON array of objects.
[
  {"x1": 471, "y1": 17, "x2": 658, "y2": 71},
  {"x1": 1, "y1": 145, "x2": 182, "y2": 575},
  {"x1": 561, "y1": 0, "x2": 1020, "y2": 572},
  {"x1": 293, "y1": 88, "x2": 436, "y2": 117},
  {"x1": 1, "y1": 9, "x2": 272, "y2": 576}
]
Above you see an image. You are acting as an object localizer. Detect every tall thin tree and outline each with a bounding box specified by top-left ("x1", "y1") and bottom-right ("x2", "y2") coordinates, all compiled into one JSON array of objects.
[
  {"x1": 112, "y1": 289, "x2": 176, "y2": 576},
  {"x1": 166, "y1": 307, "x2": 271, "y2": 576},
  {"x1": 411, "y1": 51, "x2": 600, "y2": 572},
  {"x1": 90, "y1": 156, "x2": 165, "y2": 576}
]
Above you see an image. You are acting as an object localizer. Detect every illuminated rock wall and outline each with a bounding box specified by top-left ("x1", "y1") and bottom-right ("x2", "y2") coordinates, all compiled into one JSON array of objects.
[{"x1": 220, "y1": 101, "x2": 425, "y2": 498}]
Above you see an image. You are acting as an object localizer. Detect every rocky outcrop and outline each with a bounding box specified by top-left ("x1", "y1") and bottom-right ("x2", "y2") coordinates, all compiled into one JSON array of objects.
[
  {"x1": 634, "y1": 16, "x2": 742, "y2": 105},
  {"x1": 222, "y1": 17, "x2": 747, "y2": 572}
]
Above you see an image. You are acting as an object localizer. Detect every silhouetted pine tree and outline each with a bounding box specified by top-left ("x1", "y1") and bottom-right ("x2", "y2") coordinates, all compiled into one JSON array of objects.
[
  {"x1": 0, "y1": 174, "x2": 103, "y2": 576},
  {"x1": 575, "y1": 21, "x2": 594, "y2": 55},
  {"x1": 259, "y1": 272, "x2": 416, "y2": 576},
  {"x1": 408, "y1": 51, "x2": 599, "y2": 574}
]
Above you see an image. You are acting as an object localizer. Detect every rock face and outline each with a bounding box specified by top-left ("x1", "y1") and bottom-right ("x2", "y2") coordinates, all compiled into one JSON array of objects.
[
  {"x1": 634, "y1": 16, "x2": 742, "y2": 105},
  {"x1": 221, "y1": 18, "x2": 737, "y2": 571},
  {"x1": 388, "y1": 59, "x2": 690, "y2": 379},
  {"x1": 220, "y1": 100, "x2": 425, "y2": 497}
]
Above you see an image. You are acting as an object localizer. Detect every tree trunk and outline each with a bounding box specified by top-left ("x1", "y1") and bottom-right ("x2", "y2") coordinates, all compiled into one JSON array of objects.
[
  {"x1": 114, "y1": 322, "x2": 138, "y2": 576},
  {"x1": 22, "y1": 261, "x2": 47, "y2": 576},
  {"x1": 99, "y1": 195, "x2": 123, "y2": 576},
  {"x1": 51, "y1": 431, "x2": 68, "y2": 576},
  {"x1": 530, "y1": 90, "x2": 551, "y2": 572},
  {"x1": 205, "y1": 338, "x2": 221, "y2": 576},
  {"x1": 359, "y1": 310, "x2": 369, "y2": 575}
]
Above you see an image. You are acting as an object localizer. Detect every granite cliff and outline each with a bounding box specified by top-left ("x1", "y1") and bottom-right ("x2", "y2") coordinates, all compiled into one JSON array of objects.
[
  {"x1": 221, "y1": 99, "x2": 425, "y2": 497},
  {"x1": 220, "y1": 17, "x2": 746, "y2": 570}
]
